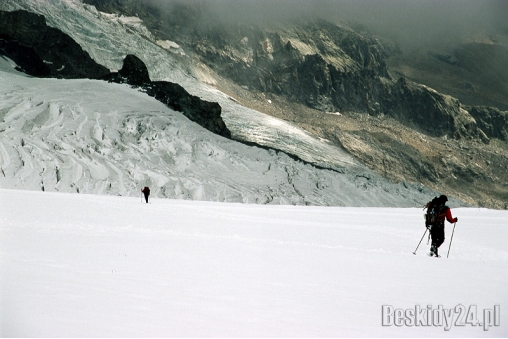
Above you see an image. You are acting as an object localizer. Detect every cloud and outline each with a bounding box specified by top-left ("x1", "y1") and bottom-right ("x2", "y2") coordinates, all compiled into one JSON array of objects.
[
  {"x1": 147, "y1": 0, "x2": 508, "y2": 51},
  {"x1": 330, "y1": 0, "x2": 508, "y2": 51}
]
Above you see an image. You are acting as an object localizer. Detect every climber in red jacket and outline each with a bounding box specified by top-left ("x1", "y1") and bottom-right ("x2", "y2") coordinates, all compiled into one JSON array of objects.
[{"x1": 426, "y1": 195, "x2": 458, "y2": 257}]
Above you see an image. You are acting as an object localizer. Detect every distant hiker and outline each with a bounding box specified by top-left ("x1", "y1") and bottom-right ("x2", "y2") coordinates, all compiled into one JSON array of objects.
[
  {"x1": 141, "y1": 186, "x2": 150, "y2": 203},
  {"x1": 424, "y1": 195, "x2": 458, "y2": 257}
]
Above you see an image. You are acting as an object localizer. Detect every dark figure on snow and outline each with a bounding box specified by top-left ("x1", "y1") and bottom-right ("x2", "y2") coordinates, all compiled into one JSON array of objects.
[
  {"x1": 425, "y1": 195, "x2": 458, "y2": 257},
  {"x1": 141, "y1": 186, "x2": 150, "y2": 203}
]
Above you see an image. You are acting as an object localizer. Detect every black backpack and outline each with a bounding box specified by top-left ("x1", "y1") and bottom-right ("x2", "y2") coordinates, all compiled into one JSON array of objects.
[{"x1": 424, "y1": 198, "x2": 445, "y2": 227}]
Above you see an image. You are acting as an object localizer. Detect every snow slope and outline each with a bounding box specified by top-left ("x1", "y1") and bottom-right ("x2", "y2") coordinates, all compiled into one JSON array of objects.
[
  {"x1": 0, "y1": 64, "x2": 434, "y2": 206},
  {"x1": 1, "y1": 189, "x2": 507, "y2": 337}
]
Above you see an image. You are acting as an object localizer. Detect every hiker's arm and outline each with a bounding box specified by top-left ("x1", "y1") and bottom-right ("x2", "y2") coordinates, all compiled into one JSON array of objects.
[{"x1": 445, "y1": 208, "x2": 457, "y2": 223}]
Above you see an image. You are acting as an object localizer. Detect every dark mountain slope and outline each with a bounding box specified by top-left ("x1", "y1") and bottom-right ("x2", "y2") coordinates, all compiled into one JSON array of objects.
[
  {"x1": 0, "y1": 10, "x2": 109, "y2": 78},
  {"x1": 387, "y1": 41, "x2": 508, "y2": 111},
  {"x1": 0, "y1": 10, "x2": 230, "y2": 138}
]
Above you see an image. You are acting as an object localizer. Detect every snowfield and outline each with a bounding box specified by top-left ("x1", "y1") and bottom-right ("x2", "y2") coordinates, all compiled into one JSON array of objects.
[{"x1": 1, "y1": 189, "x2": 507, "y2": 337}]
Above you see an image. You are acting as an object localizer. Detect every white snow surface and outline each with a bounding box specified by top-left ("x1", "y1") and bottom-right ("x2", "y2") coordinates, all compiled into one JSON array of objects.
[{"x1": 1, "y1": 189, "x2": 507, "y2": 337}]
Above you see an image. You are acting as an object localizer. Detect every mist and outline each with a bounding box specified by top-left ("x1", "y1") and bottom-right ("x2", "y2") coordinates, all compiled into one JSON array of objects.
[{"x1": 148, "y1": 0, "x2": 508, "y2": 52}]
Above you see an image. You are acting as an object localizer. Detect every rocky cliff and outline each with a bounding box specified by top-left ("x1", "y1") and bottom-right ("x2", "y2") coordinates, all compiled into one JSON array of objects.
[{"x1": 0, "y1": 10, "x2": 110, "y2": 78}]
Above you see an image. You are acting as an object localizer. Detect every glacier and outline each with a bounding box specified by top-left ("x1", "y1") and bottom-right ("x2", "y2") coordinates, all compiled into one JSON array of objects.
[
  {"x1": 0, "y1": 60, "x2": 431, "y2": 206},
  {"x1": 0, "y1": 0, "x2": 359, "y2": 172}
]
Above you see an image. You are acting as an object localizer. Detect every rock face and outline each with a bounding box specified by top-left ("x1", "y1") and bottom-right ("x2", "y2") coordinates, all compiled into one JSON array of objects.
[
  {"x1": 116, "y1": 54, "x2": 151, "y2": 86},
  {"x1": 185, "y1": 21, "x2": 505, "y2": 143},
  {"x1": 0, "y1": 39, "x2": 50, "y2": 76},
  {"x1": 382, "y1": 78, "x2": 480, "y2": 139},
  {"x1": 104, "y1": 54, "x2": 231, "y2": 138},
  {"x1": 102, "y1": 54, "x2": 151, "y2": 85},
  {"x1": 0, "y1": 10, "x2": 110, "y2": 78},
  {"x1": 144, "y1": 82, "x2": 230, "y2": 139},
  {"x1": 467, "y1": 106, "x2": 508, "y2": 142},
  {"x1": 188, "y1": 20, "x2": 394, "y2": 115}
]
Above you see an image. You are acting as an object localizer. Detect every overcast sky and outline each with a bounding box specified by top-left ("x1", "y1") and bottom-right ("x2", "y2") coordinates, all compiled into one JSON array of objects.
[{"x1": 149, "y1": 0, "x2": 508, "y2": 51}]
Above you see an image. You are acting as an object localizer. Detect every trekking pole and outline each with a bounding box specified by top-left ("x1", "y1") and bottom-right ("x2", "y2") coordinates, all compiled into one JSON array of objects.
[
  {"x1": 413, "y1": 228, "x2": 428, "y2": 255},
  {"x1": 447, "y1": 222, "x2": 457, "y2": 258}
]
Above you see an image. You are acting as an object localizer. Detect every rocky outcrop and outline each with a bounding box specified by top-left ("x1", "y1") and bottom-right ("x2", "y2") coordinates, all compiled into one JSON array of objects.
[
  {"x1": 104, "y1": 54, "x2": 231, "y2": 138},
  {"x1": 0, "y1": 39, "x2": 50, "y2": 76},
  {"x1": 0, "y1": 9, "x2": 231, "y2": 139},
  {"x1": 0, "y1": 10, "x2": 110, "y2": 78},
  {"x1": 102, "y1": 54, "x2": 151, "y2": 85},
  {"x1": 382, "y1": 77, "x2": 480, "y2": 139},
  {"x1": 467, "y1": 106, "x2": 508, "y2": 142},
  {"x1": 381, "y1": 77, "x2": 508, "y2": 142},
  {"x1": 145, "y1": 82, "x2": 230, "y2": 138}
]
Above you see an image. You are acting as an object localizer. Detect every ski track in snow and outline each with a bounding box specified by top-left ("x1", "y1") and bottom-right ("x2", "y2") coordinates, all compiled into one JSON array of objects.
[{"x1": 0, "y1": 189, "x2": 507, "y2": 337}]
